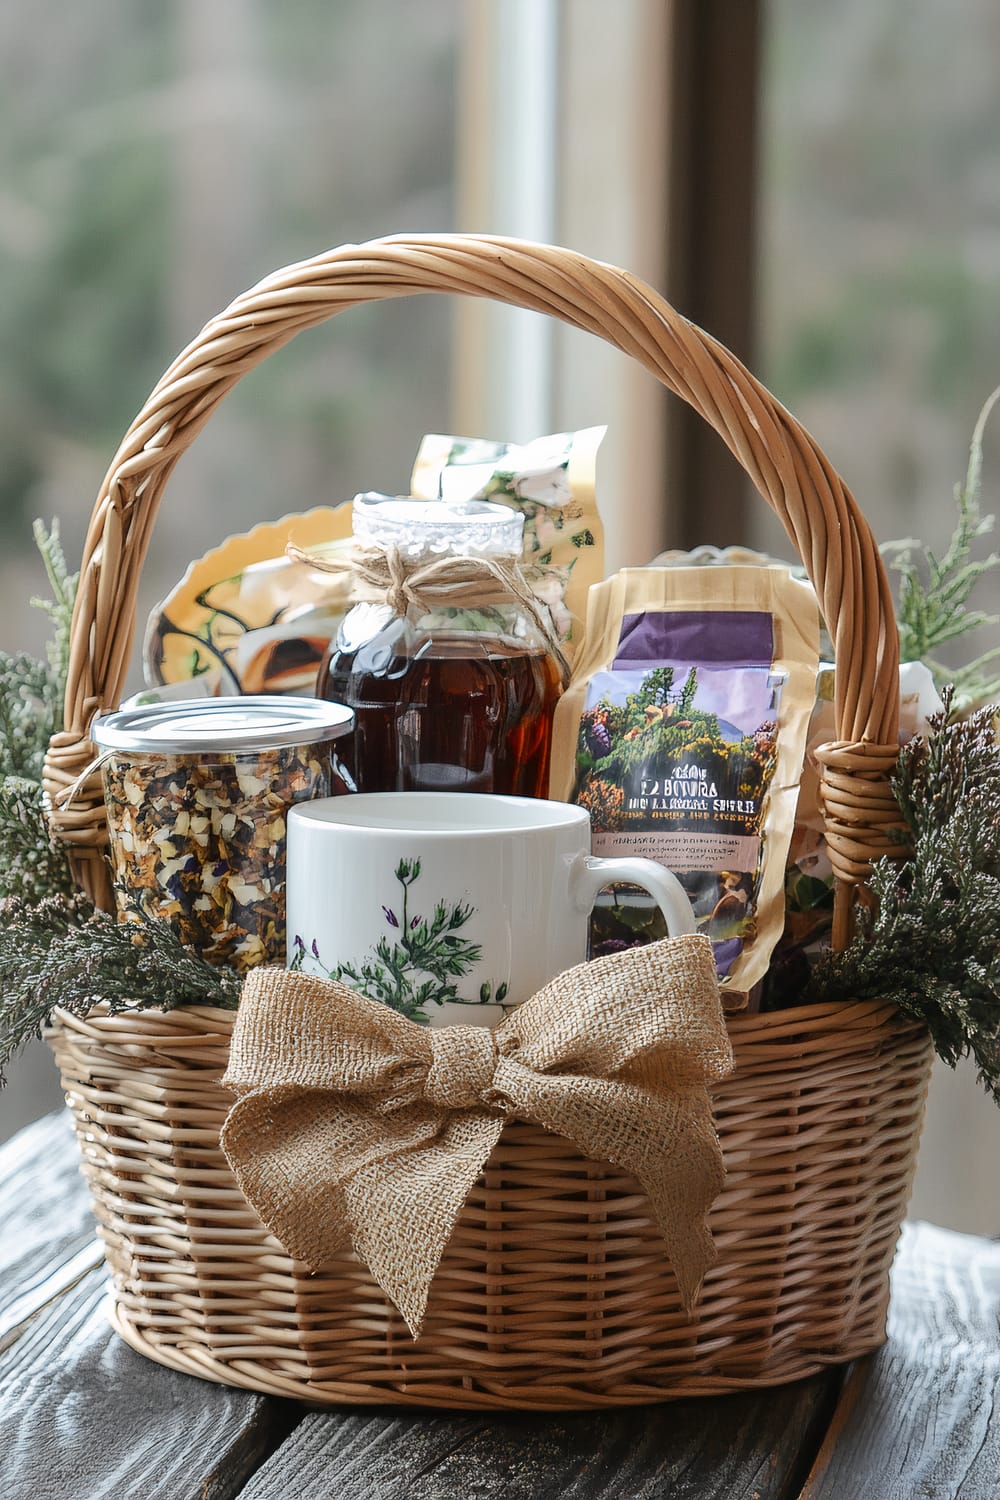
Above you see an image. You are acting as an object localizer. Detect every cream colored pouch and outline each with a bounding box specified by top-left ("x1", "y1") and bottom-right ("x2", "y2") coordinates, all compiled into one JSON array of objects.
[{"x1": 410, "y1": 427, "x2": 606, "y2": 664}]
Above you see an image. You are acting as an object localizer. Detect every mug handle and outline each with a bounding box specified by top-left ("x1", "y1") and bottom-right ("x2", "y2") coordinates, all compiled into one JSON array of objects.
[{"x1": 569, "y1": 855, "x2": 696, "y2": 938}]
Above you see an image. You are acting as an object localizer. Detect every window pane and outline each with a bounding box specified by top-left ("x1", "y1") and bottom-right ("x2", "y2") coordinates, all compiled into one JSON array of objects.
[
  {"x1": 0, "y1": 0, "x2": 459, "y2": 1137},
  {"x1": 759, "y1": 1, "x2": 1000, "y2": 1236},
  {"x1": 758, "y1": 0, "x2": 1000, "y2": 562},
  {"x1": 0, "y1": 0, "x2": 459, "y2": 662}
]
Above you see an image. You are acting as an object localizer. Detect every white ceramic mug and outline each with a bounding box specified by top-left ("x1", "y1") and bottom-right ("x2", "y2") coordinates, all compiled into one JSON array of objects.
[{"x1": 286, "y1": 791, "x2": 694, "y2": 1026}]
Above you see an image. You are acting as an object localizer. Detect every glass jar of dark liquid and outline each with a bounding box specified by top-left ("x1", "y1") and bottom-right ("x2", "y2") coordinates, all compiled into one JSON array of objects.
[{"x1": 316, "y1": 495, "x2": 564, "y2": 796}]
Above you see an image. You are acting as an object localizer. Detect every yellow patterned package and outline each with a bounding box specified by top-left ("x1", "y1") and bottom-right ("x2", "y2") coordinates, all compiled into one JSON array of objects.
[{"x1": 143, "y1": 508, "x2": 354, "y2": 696}]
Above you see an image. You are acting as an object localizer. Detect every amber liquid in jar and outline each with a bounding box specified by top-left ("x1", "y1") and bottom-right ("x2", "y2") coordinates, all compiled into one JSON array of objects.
[{"x1": 318, "y1": 627, "x2": 563, "y2": 796}]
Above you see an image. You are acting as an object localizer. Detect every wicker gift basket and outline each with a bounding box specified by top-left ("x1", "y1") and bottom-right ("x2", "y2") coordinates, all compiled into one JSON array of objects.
[{"x1": 42, "y1": 235, "x2": 932, "y2": 1409}]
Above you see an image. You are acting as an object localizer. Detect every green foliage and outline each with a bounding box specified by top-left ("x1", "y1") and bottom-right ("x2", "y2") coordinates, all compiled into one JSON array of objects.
[
  {"x1": 676, "y1": 667, "x2": 699, "y2": 717},
  {"x1": 629, "y1": 666, "x2": 674, "y2": 712},
  {"x1": 0, "y1": 778, "x2": 73, "y2": 905},
  {"x1": 30, "y1": 519, "x2": 78, "y2": 690},
  {"x1": 0, "y1": 520, "x2": 75, "y2": 776},
  {"x1": 806, "y1": 691, "x2": 1000, "y2": 1101},
  {"x1": 0, "y1": 894, "x2": 242, "y2": 1083},
  {"x1": 0, "y1": 520, "x2": 77, "y2": 903},
  {"x1": 0, "y1": 649, "x2": 60, "y2": 782},
  {"x1": 882, "y1": 386, "x2": 1000, "y2": 707}
]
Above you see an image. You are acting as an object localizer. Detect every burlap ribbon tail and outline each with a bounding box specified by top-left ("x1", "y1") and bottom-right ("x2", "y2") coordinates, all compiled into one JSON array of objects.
[{"x1": 221, "y1": 934, "x2": 733, "y2": 1338}]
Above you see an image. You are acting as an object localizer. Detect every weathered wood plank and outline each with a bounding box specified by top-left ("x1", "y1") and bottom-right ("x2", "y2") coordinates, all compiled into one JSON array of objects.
[
  {"x1": 0, "y1": 1110, "x2": 97, "y2": 1296},
  {"x1": 0, "y1": 1262, "x2": 300, "y2": 1500},
  {"x1": 0, "y1": 1239, "x2": 104, "y2": 1354},
  {"x1": 0, "y1": 1110, "x2": 105, "y2": 1354},
  {"x1": 0, "y1": 1114, "x2": 300, "y2": 1500},
  {"x1": 237, "y1": 1374, "x2": 842, "y2": 1500},
  {"x1": 801, "y1": 1220, "x2": 1000, "y2": 1500}
]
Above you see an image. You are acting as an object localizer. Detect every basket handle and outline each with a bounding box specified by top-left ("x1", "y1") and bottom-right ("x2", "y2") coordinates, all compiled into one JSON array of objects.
[{"x1": 43, "y1": 233, "x2": 900, "y2": 943}]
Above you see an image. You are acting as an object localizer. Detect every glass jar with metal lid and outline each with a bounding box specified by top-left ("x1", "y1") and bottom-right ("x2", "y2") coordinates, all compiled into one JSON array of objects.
[
  {"x1": 91, "y1": 696, "x2": 355, "y2": 971},
  {"x1": 316, "y1": 494, "x2": 564, "y2": 796}
]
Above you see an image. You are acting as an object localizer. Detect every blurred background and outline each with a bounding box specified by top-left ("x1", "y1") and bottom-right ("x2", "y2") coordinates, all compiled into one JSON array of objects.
[{"x1": 1, "y1": 0, "x2": 998, "y2": 1230}]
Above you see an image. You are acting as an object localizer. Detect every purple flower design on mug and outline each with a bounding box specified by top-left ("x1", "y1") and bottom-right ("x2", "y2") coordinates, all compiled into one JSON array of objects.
[{"x1": 304, "y1": 860, "x2": 505, "y2": 1024}]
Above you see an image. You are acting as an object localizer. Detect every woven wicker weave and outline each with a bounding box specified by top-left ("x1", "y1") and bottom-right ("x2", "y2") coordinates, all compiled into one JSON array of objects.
[{"x1": 43, "y1": 235, "x2": 932, "y2": 1407}]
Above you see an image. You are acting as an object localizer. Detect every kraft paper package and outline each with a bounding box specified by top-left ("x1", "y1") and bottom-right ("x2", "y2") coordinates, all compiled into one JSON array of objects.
[
  {"x1": 410, "y1": 427, "x2": 606, "y2": 665},
  {"x1": 549, "y1": 566, "x2": 821, "y2": 1003}
]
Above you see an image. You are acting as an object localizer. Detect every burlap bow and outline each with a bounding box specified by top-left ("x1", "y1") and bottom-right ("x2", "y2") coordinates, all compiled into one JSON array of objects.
[{"x1": 220, "y1": 934, "x2": 732, "y2": 1337}]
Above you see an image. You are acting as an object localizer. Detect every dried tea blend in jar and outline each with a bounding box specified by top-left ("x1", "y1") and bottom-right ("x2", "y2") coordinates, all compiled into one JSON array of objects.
[
  {"x1": 315, "y1": 495, "x2": 565, "y2": 796},
  {"x1": 92, "y1": 696, "x2": 355, "y2": 970}
]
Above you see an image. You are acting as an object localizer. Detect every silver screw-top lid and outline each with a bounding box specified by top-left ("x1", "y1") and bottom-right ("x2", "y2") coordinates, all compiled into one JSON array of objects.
[
  {"x1": 91, "y1": 695, "x2": 354, "y2": 755},
  {"x1": 351, "y1": 493, "x2": 524, "y2": 559}
]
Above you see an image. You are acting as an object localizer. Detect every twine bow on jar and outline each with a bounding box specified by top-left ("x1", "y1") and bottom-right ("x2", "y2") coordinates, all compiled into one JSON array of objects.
[
  {"x1": 289, "y1": 540, "x2": 571, "y2": 682},
  {"x1": 220, "y1": 934, "x2": 733, "y2": 1337}
]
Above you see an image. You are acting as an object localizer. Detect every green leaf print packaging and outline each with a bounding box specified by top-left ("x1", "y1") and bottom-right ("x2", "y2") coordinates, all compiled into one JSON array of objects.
[
  {"x1": 548, "y1": 566, "x2": 820, "y2": 999},
  {"x1": 410, "y1": 428, "x2": 606, "y2": 663}
]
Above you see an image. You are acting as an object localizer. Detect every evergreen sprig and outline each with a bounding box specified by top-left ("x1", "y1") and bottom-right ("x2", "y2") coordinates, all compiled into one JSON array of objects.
[
  {"x1": 0, "y1": 649, "x2": 61, "y2": 782},
  {"x1": 806, "y1": 690, "x2": 1000, "y2": 1100},
  {"x1": 0, "y1": 893, "x2": 242, "y2": 1082},
  {"x1": 0, "y1": 520, "x2": 77, "y2": 903},
  {"x1": 30, "y1": 518, "x2": 77, "y2": 691},
  {"x1": 0, "y1": 778, "x2": 74, "y2": 905},
  {"x1": 882, "y1": 386, "x2": 1000, "y2": 707}
]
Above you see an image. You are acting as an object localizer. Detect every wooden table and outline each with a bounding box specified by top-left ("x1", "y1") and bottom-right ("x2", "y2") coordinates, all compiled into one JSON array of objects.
[{"x1": 2, "y1": 1112, "x2": 998, "y2": 1499}]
